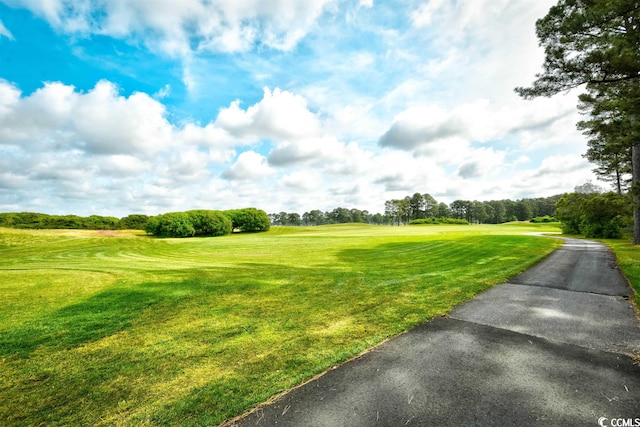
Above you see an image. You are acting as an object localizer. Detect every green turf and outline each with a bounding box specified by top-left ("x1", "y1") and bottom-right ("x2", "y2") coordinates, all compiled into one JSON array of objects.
[
  {"x1": 600, "y1": 239, "x2": 640, "y2": 308},
  {"x1": 0, "y1": 223, "x2": 563, "y2": 426}
]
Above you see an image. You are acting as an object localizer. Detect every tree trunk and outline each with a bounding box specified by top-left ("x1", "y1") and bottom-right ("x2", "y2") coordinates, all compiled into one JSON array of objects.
[{"x1": 633, "y1": 142, "x2": 640, "y2": 244}]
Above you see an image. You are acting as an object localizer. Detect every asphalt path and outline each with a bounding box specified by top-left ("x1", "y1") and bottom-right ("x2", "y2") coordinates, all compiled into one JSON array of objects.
[{"x1": 226, "y1": 237, "x2": 640, "y2": 427}]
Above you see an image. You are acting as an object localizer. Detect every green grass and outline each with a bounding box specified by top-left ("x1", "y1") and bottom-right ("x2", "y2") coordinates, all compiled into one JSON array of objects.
[
  {"x1": 600, "y1": 238, "x2": 640, "y2": 308},
  {"x1": 0, "y1": 223, "x2": 563, "y2": 426}
]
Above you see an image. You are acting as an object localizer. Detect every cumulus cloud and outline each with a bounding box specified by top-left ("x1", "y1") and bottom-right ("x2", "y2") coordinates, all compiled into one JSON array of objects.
[
  {"x1": 0, "y1": 79, "x2": 292, "y2": 214},
  {"x1": 378, "y1": 97, "x2": 581, "y2": 158},
  {"x1": 222, "y1": 151, "x2": 273, "y2": 181},
  {"x1": 7, "y1": 0, "x2": 333, "y2": 55},
  {"x1": 268, "y1": 136, "x2": 341, "y2": 166},
  {"x1": 211, "y1": 88, "x2": 375, "y2": 174},
  {"x1": 216, "y1": 88, "x2": 321, "y2": 140},
  {"x1": 0, "y1": 80, "x2": 168, "y2": 155},
  {"x1": 456, "y1": 148, "x2": 506, "y2": 180},
  {"x1": 280, "y1": 171, "x2": 321, "y2": 191},
  {"x1": 457, "y1": 162, "x2": 482, "y2": 179},
  {"x1": 378, "y1": 105, "x2": 465, "y2": 150},
  {"x1": 0, "y1": 72, "x2": 594, "y2": 217},
  {"x1": 532, "y1": 155, "x2": 591, "y2": 178}
]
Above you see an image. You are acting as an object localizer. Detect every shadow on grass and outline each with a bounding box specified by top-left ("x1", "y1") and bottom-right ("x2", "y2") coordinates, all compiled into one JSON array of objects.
[
  {"x1": 0, "y1": 236, "x2": 562, "y2": 426},
  {"x1": 0, "y1": 280, "x2": 204, "y2": 359},
  {"x1": 0, "y1": 238, "x2": 508, "y2": 359}
]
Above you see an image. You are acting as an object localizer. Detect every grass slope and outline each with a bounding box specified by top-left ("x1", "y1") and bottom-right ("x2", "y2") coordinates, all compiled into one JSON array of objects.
[{"x1": 0, "y1": 224, "x2": 562, "y2": 426}]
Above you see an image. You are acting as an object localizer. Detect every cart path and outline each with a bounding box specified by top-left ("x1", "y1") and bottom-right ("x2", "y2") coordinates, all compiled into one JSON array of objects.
[{"x1": 227, "y1": 237, "x2": 640, "y2": 427}]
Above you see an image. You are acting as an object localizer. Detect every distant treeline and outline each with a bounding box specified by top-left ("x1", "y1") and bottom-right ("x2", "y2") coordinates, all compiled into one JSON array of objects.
[
  {"x1": 270, "y1": 194, "x2": 561, "y2": 226},
  {"x1": 0, "y1": 212, "x2": 149, "y2": 230},
  {"x1": 0, "y1": 208, "x2": 270, "y2": 238}
]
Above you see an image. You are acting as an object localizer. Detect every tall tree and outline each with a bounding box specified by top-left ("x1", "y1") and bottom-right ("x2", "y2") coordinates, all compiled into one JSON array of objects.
[
  {"x1": 516, "y1": 0, "x2": 640, "y2": 242},
  {"x1": 385, "y1": 200, "x2": 401, "y2": 225},
  {"x1": 487, "y1": 200, "x2": 507, "y2": 224},
  {"x1": 450, "y1": 200, "x2": 471, "y2": 221},
  {"x1": 409, "y1": 193, "x2": 425, "y2": 220},
  {"x1": 436, "y1": 202, "x2": 451, "y2": 218},
  {"x1": 578, "y1": 89, "x2": 633, "y2": 193},
  {"x1": 422, "y1": 193, "x2": 438, "y2": 217}
]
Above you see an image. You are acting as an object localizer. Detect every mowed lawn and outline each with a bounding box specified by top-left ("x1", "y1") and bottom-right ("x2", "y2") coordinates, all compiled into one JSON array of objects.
[{"x1": 0, "y1": 223, "x2": 563, "y2": 426}]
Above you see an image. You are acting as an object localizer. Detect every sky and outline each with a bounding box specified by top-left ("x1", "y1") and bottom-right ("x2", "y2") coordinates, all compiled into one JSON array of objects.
[{"x1": 0, "y1": 0, "x2": 598, "y2": 217}]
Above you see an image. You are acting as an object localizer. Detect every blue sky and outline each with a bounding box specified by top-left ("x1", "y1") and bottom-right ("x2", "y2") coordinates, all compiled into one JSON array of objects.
[{"x1": 0, "y1": 0, "x2": 596, "y2": 217}]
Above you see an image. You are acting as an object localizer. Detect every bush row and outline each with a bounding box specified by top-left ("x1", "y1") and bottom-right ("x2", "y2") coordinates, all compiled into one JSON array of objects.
[
  {"x1": 0, "y1": 208, "x2": 271, "y2": 238},
  {"x1": 0, "y1": 212, "x2": 149, "y2": 230},
  {"x1": 144, "y1": 208, "x2": 270, "y2": 238},
  {"x1": 408, "y1": 217, "x2": 469, "y2": 225},
  {"x1": 529, "y1": 215, "x2": 557, "y2": 223}
]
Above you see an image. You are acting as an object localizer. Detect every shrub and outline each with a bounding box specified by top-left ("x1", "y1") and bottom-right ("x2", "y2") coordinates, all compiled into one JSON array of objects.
[
  {"x1": 186, "y1": 210, "x2": 232, "y2": 237},
  {"x1": 121, "y1": 214, "x2": 150, "y2": 230},
  {"x1": 409, "y1": 217, "x2": 469, "y2": 225},
  {"x1": 146, "y1": 212, "x2": 195, "y2": 238},
  {"x1": 224, "y1": 208, "x2": 271, "y2": 232},
  {"x1": 145, "y1": 210, "x2": 232, "y2": 238},
  {"x1": 529, "y1": 216, "x2": 557, "y2": 223},
  {"x1": 556, "y1": 192, "x2": 631, "y2": 238},
  {"x1": 579, "y1": 193, "x2": 629, "y2": 238}
]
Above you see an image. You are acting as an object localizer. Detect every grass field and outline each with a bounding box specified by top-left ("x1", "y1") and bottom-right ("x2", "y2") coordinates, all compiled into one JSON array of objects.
[
  {"x1": 0, "y1": 223, "x2": 565, "y2": 425},
  {"x1": 599, "y1": 238, "x2": 640, "y2": 308}
]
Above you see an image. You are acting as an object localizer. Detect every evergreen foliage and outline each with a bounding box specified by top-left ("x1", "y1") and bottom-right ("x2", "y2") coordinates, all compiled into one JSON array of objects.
[{"x1": 556, "y1": 191, "x2": 631, "y2": 238}]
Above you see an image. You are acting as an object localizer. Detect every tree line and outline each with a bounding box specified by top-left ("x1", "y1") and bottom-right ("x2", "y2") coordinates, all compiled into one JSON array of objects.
[
  {"x1": 0, "y1": 212, "x2": 149, "y2": 230},
  {"x1": 0, "y1": 208, "x2": 270, "y2": 238},
  {"x1": 270, "y1": 193, "x2": 560, "y2": 226},
  {"x1": 1, "y1": 189, "x2": 630, "y2": 239},
  {"x1": 269, "y1": 208, "x2": 389, "y2": 226},
  {"x1": 384, "y1": 193, "x2": 559, "y2": 225}
]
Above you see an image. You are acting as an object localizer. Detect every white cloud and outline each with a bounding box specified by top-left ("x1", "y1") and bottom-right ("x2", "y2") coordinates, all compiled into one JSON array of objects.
[
  {"x1": 0, "y1": 20, "x2": 14, "y2": 39},
  {"x1": 403, "y1": 0, "x2": 557, "y2": 103},
  {"x1": 532, "y1": 155, "x2": 591, "y2": 179},
  {"x1": 7, "y1": 0, "x2": 334, "y2": 55},
  {"x1": 222, "y1": 151, "x2": 273, "y2": 181},
  {"x1": 378, "y1": 105, "x2": 465, "y2": 151},
  {"x1": 216, "y1": 88, "x2": 321, "y2": 140},
  {"x1": 0, "y1": 0, "x2": 602, "y2": 216},
  {"x1": 378, "y1": 96, "x2": 582, "y2": 159},
  {"x1": 456, "y1": 148, "x2": 506, "y2": 179},
  {"x1": 0, "y1": 80, "x2": 176, "y2": 155},
  {"x1": 268, "y1": 136, "x2": 342, "y2": 166},
  {"x1": 280, "y1": 171, "x2": 321, "y2": 191},
  {"x1": 0, "y1": 79, "x2": 21, "y2": 116},
  {"x1": 410, "y1": 0, "x2": 446, "y2": 27},
  {"x1": 153, "y1": 84, "x2": 171, "y2": 99}
]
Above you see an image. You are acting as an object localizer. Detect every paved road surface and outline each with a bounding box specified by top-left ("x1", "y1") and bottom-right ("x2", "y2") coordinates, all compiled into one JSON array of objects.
[{"x1": 227, "y1": 237, "x2": 640, "y2": 426}]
